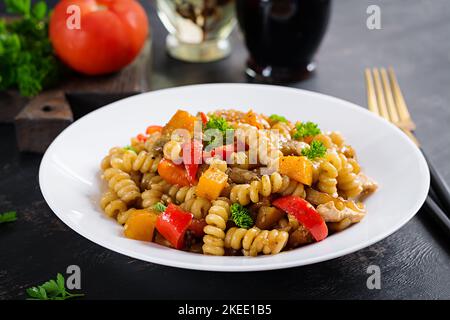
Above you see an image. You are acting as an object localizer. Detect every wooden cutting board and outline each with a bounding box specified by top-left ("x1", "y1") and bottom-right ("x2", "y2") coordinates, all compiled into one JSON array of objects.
[{"x1": 0, "y1": 40, "x2": 152, "y2": 153}]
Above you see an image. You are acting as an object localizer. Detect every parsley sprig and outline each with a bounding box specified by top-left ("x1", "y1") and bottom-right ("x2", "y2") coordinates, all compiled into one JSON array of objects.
[
  {"x1": 26, "y1": 273, "x2": 84, "y2": 300},
  {"x1": 204, "y1": 115, "x2": 234, "y2": 147},
  {"x1": 0, "y1": 211, "x2": 17, "y2": 223},
  {"x1": 292, "y1": 121, "x2": 321, "y2": 140},
  {"x1": 0, "y1": 0, "x2": 60, "y2": 97},
  {"x1": 269, "y1": 114, "x2": 288, "y2": 123},
  {"x1": 230, "y1": 203, "x2": 253, "y2": 229},
  {"x1": 302, "y1": 141, "x2": 327, "y2": 160}
]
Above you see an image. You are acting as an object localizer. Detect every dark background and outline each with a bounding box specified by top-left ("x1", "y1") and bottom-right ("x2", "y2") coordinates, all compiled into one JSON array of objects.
[{"x1": 1, "y1": 0, "x2": 449, "y2": 299}]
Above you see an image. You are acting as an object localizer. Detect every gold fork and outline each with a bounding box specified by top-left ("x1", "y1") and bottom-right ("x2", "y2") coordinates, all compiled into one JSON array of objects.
[
  {"x1": 365, "y1": 67, "x2": 418, "y2": 145},
  {"x1": 365, "y1": 67, "x2": 450, "y2": 235}
]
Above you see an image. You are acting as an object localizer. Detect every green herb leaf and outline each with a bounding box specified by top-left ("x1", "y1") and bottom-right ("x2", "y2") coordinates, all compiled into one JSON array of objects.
[
  {"x1": 230, "y1": 203, "x2": 253, "y2": 229},
  {"x1": 301, "y1": 140, "x2": 327, "y2": 160},
  {"x1": 123, "y1": 145, "x2": 137, "y2": 153},
  {"x1": 204, "y1": 116, "x2": 234, "y2": 147},
  {"x1": 0, "y1": 211, "x2": 17, "y2": 223},
  {"x1": 26, "y1": 273, "x2": 84, "y2": 300},
  {"x1": 269, "y1": 114, "x2": 288, "y2": 123},
  {"x1": 0, "y1": 0, "x2": 60, "y2": 97},
  {"x1": 5, "y1": 0, "x2": 31, "y2": 16},
  {"x1": 293, "y1": 121, "x2": 321, "y2": 140},
  {"x1": 153, "y1": 202, "x2": 167, "y2": 213},
  {"x1": 32, "y1": 1, "x2": 47, "y2": 20}
]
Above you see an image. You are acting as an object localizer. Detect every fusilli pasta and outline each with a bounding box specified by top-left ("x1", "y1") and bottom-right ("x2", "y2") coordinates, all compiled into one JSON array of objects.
[
  {"x1": 224, "y1": 227, "x2": 289, "y2": 256},
  {"x1": 98, "y1": 108, "x2": 377, "y2": 257},
  {"x1": 202, "y1": 198, "x2": 231, "y2": 255}
]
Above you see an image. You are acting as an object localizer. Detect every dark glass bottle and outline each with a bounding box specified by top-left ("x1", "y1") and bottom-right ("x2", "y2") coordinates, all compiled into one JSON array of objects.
[{"x1": 236, "y1": 0, "x2": 331, "y2": 83}]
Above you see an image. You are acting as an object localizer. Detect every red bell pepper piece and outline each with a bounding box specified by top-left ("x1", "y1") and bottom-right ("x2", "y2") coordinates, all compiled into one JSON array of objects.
[
  {"x1": 203, "y1": 144, "x2": 235, "y2": 162},
  {"x1": 199, "y1": 112, "x2": 208, "y2": 125},
  {"x1": 182, "y1": 139, "x2": 203, "y2": 185},
  {"x1": 188, "y1": 218, "x2": 207, "y2": 238},
  {"x1": 146, "y1": 125, "x2": 163, "y2": 135},
  {"x1": 155, "y1": 204, "x2": 193, "y2": 249},
  {"x1": 273, "y1": 196, "x2": 328, "y2": 241},
  {"x1": 136, "y1": 133, "x2": 147, "y2": 142}
]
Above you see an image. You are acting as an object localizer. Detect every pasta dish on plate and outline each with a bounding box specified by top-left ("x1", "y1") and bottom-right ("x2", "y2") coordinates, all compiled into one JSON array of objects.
[{"x1": 99, "y1": 109, "x2": 377, "y2": 257}]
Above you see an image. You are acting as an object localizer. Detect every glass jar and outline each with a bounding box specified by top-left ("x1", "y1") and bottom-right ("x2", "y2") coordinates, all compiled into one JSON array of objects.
[{"x1": 157, "y1": 0, "x2": 236, "y2": 62}]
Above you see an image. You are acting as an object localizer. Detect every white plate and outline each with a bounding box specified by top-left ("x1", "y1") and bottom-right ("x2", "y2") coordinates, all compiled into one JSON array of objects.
[{"x1": 39, "y1": 84, "x2": 429, "y2": 271}]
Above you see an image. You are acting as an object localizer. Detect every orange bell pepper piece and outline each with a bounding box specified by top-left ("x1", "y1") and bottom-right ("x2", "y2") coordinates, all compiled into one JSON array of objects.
[
  {"x1": 157, "y1": 159, "x2": 190, "y2": 187},
  {"x1": 279, "y1": 156, "x2": 313, "y2": 186},
  {"x1": 124, "y1": 209, "x2": 158, "y2": 241}
]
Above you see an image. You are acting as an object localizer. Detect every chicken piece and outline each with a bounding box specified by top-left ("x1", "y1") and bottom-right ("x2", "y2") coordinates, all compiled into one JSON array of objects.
[
  {"x1": 280, "y1": 140, "x2": 309, "y2": 156},
  {"x1": 316, "y1": 201, "x2": 366, "y2": 223},
  {"x1": 359, "y1": 173, "x2": 378, "y2": 199},
  {"x1": 288, "y1": 224, "x2": 313, "y2": 248},
  {"x1": 227, "y1": 167, "x2": 260, "y2": 184}
]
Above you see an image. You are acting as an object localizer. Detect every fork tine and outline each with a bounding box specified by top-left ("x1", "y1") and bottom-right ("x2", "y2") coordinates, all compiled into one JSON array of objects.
[
  {"x1": 365, "y1": 68, "x2": 379, "y2": 115},
  {"x1": 372, "y1": 68, "x2": 391, "y2": 121},
  {"x1": 380, "y1": 68, "x2": 400, "y2": 124},
  {"x1": 388, "y1": 67, "x2": 416, "y2": 130}
]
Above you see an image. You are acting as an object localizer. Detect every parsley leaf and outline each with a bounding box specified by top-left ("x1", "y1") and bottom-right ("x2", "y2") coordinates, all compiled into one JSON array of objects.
[
  {"x1": 153, "y1": 202, "x2": 167, "y2": 213},
  {"x1": 230, "y1": 203, "x2": 253, "y2": 229},
  {"x1": 301, "y1": 141, "x2": 327, "y2": 160},
  {"x1": 0, "y1": 0, "x2": 60, "y2": 97},
  {"x1": 292, "y1": 121, "x2": 321, "y2": 140},
  {"x1": 204, "y1": 115, "x2": 234, "y2": 147},
  {"x1": 26, "y1": 273, "x2": 84, "y2": 300},
  {"x1": 269, "y1": 114, "x2": 288, "y2": 123},
  {"x1": 0, "y1": 211, "x2": 17, "y2": 223}
]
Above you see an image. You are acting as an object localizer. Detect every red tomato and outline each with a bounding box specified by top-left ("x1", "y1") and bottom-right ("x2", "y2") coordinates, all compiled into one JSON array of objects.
[{"x1": 49, "y1": 0, "x2": 149, "y2": 75}]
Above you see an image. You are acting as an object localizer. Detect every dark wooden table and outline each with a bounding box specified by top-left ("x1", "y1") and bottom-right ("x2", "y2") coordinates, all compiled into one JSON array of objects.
[{"x1": 1, "y1": 0, "x2": 449, "y2": 300}]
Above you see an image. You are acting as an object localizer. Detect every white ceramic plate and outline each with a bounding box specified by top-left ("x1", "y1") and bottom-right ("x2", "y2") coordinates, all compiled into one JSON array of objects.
[{"x1": 39, "y1": 84, "x2": 429, "y2": 271}]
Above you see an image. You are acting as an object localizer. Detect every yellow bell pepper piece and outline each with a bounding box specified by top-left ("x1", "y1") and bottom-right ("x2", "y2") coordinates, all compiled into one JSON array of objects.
[
  {"x1": 124, "y1": 209, "x2": 158, "y2": 242},
  {"x1": 196, "y1": 167, "x2": 228, "y2": 200},
  {"x1": 279, "y1": 156, "x2": 313, "y2": 186}
]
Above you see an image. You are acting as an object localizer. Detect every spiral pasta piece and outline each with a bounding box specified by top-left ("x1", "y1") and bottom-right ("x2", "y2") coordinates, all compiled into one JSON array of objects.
[
  {"x1": 117, "y1": 208, "x2": 136, "y2": 225},
  {"x1": 142, "y1": 187, "x2": 164, "y2": 208},
  {"x1": 166, "y1": 185, "x2": 197, "y2": 204},
  {"x1": 163, "y1": 140, "x2": 182, "y2": 163},
  {"x1": 141, "y1": 177, "x2": 173, "y2": 208},
  {"x1": 337, "y1": 154, "x2": 363, "y2": 198},
  {"x1": 312, "y1": 133, "x2": 335, "y2": 149},
  {"x1": 180, "y1": 197, "x2": 212, "y2": 218},
  {"x1": 111, "y1": 150, "x2": 162, "y2": 174},
  {"x1": 207, "y1": 158, "x2": 228, "y2": 172},
  {"x1": 224, "y1": 227, "x2": 289, "y2": 256},
  {"x1": 317, "y1": 151, "x2": 342, "y2": 197},
  {"x1": 100, "y1": 147, "x2": 125, "y2": 171},
  {"x1": 102, "y1": 168, "x2": 140, "y2": 203},
  {"x1": 202, "y1": 198, "x2": 231, "y2": 256},
  {"x1": 328, "y1": 131, "x2": 345, "y2": 148},
  {"x1": 100, "y1": 189, "x2": 127, "y2": 218},
  {"x1": 271, "y1": 121, "x2": 294, "y2": 140},
  {"x1": 230, "y1": 172, "x2": 304, "y2": 205}
]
